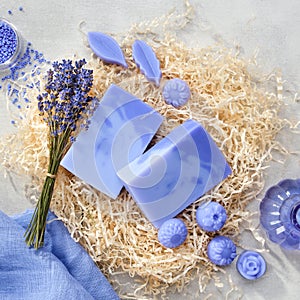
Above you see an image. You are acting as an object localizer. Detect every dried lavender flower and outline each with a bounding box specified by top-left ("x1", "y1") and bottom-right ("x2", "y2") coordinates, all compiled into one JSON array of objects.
[{"x1": 25, "y1": 59, "x2": 97, "y2": 249}]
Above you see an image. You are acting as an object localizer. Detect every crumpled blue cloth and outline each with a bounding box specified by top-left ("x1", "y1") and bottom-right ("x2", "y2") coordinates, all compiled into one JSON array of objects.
[{"x1": 0, "y1": 209, "x2": 120, "y2": 300}]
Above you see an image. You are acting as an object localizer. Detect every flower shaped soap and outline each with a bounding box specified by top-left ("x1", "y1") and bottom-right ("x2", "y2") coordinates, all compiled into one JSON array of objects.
[
  {"x1": 158, "y1": 218, "x2": 187, "y2": 248},
  {"x1": 207, "y1": 236, "x2": 237, "y2": 266},
  {"x1": 260, "y1": 178, "x2": 300, "y2": 250},
  {"x1": 236, "y1": 250, "x2": 266, "y2": 280},
  {"x1": 196, "y1": 201, "x2": 227, "y2": 232},
  {"x1": 162, "y1": 78, "x2": 190, "y2": 108}
]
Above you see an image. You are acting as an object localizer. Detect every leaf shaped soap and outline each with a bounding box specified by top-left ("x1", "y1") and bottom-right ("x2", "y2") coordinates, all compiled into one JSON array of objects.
[
  {"x1": 132, "y1": 40, "x2": 162, "y2": 86},
  {"x1": 87, "y1": 32, "x2": 127, "y2": 68}
]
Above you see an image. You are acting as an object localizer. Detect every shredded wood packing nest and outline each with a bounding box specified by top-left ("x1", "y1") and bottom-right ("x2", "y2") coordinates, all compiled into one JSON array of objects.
[{"x1": 0, "y1": 33, "x2": 286, "y2": 298}]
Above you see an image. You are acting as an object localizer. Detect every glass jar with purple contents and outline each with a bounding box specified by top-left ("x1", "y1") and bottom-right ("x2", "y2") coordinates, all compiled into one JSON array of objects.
[
  {"x1": 260, "y1": 178, "x2": 300, "y2": 250},
  {"x1": 0, "y1": 18, "x2": 23, "y2": 71}
]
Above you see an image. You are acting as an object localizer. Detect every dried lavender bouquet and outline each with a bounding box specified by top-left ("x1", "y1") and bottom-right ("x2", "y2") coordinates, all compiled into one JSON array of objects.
[{"x1": 25, "y1": 59, "x2": 96, "y2": 249}]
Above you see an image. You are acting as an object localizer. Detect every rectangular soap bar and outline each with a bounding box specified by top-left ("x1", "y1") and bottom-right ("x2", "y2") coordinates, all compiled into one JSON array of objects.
[
  {"x1": 61, "y1": 84, "x2": 163, "y2": 199},
  {"x1": 117, "y1": 119, "x2": 232, "y2": 228}
]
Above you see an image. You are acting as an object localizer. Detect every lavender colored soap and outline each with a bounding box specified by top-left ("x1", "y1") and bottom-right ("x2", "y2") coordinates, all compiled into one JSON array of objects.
[
  {"x1": 207, "y1": 236, "x2": 237, "y2": 266},
  {"x1": 117, "y1": 119, "x2": 232, "y2": 228},
  {"x1": 61, "y1": 84, "x2": 163, "y2": 199},
  {"x1": 87, "y1": 32, "x2": 127, "y2": 68},
  {"x1": 236, "y1": 250, "x2": 266, "y2": 280}
]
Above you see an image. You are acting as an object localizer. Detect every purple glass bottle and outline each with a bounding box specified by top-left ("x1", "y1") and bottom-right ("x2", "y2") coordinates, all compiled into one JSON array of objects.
[{"x1": 260, "y1": 178, "x2": 300, "y2": 250}]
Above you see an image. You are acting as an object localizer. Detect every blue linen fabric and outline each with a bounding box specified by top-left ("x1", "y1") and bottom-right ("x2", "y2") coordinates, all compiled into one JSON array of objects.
[{"x1": 0, "y1": 209, "x2": 120, "y2": 300}]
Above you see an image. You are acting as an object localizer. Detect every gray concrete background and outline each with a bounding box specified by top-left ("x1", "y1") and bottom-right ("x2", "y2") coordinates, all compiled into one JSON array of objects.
[{"x1": 0, "y1": 1, "x2": 299, "y2": 299}]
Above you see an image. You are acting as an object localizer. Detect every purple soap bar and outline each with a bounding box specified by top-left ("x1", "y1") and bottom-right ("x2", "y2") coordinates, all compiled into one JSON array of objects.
[
  {"x1": 61, "y1": 84, "x2": 163, "y2": 199},
  {"x1": 117, "y1": 119, "x2": 232, "y2": 228}
]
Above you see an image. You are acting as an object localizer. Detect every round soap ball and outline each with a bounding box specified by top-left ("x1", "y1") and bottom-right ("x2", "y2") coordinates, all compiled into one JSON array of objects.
[
  {"x1": 196, "y1": 201, "x2": 227, "y2": 232},
  {"x1": 207, "y1": 236, "x2": 237, "y2": 266},
  {"x1": 162, "y1": 78, "x2": 191, "y2": 108},
  {"x1": 158, "y1": 218, "x2": 188, "y2": 248},
  {"x1": 236, "y1": 250, "x2": 266, "y2": 280}
]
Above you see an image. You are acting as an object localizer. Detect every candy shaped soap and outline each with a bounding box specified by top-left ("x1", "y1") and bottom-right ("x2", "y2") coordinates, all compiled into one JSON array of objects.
[
  {"x1": 61, "y1": 84, "x2": 163, "y2": 199},
  {"x1": 163, "y1": 78, "x2": 191, "y2": 108},
  {"x1": 207, "y1": 236, "x2": 237, "y2": 266},
  {"x1": 158, "y1": 218, "x2": 188, "y2": 248},
  {"x1": 117, "y1": 119, "x2": 232, "y2": 228},
  {"x1": 132, "y1": 40, "x2": 162, "y2": 86},
  {"x1": 196, "y1": 201, "x2": 227, "y2": 232},
  {"x1": 87, "y1": 32, "x2": 127, "y2": 68},
  {"x1": 236, "y1": 250, "x2": 266, "y2": 280}
]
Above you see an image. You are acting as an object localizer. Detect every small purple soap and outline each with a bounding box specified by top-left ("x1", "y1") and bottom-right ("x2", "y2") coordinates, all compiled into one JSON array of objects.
[
  {"x1": 158, "y1": 218, "x2": 187, "y2": 248},
  {"x1": 207, "y1": 236, "x2": 237, "y2": 266},
  {"x1": 61, "y1": 84, "x2": 163, "y2": 199},
  {"x1": 132, "y1": 40, "x2": 162, "y2": 86},
  {"x1": 196, "y1": 201, "x2": 227, "y2": 232},
  {"x1": 162, "y1": 78, "x2": 190, "y2": 108},
  {"x1": 88, "y1": 32, "x2": 127, "y2": 68},
  {"x1": 236, "y1": 250, "x2": 266, "y2": 280},
  {"x1": 117, "y1": 119, "x2": 232, "y2": 228}
]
